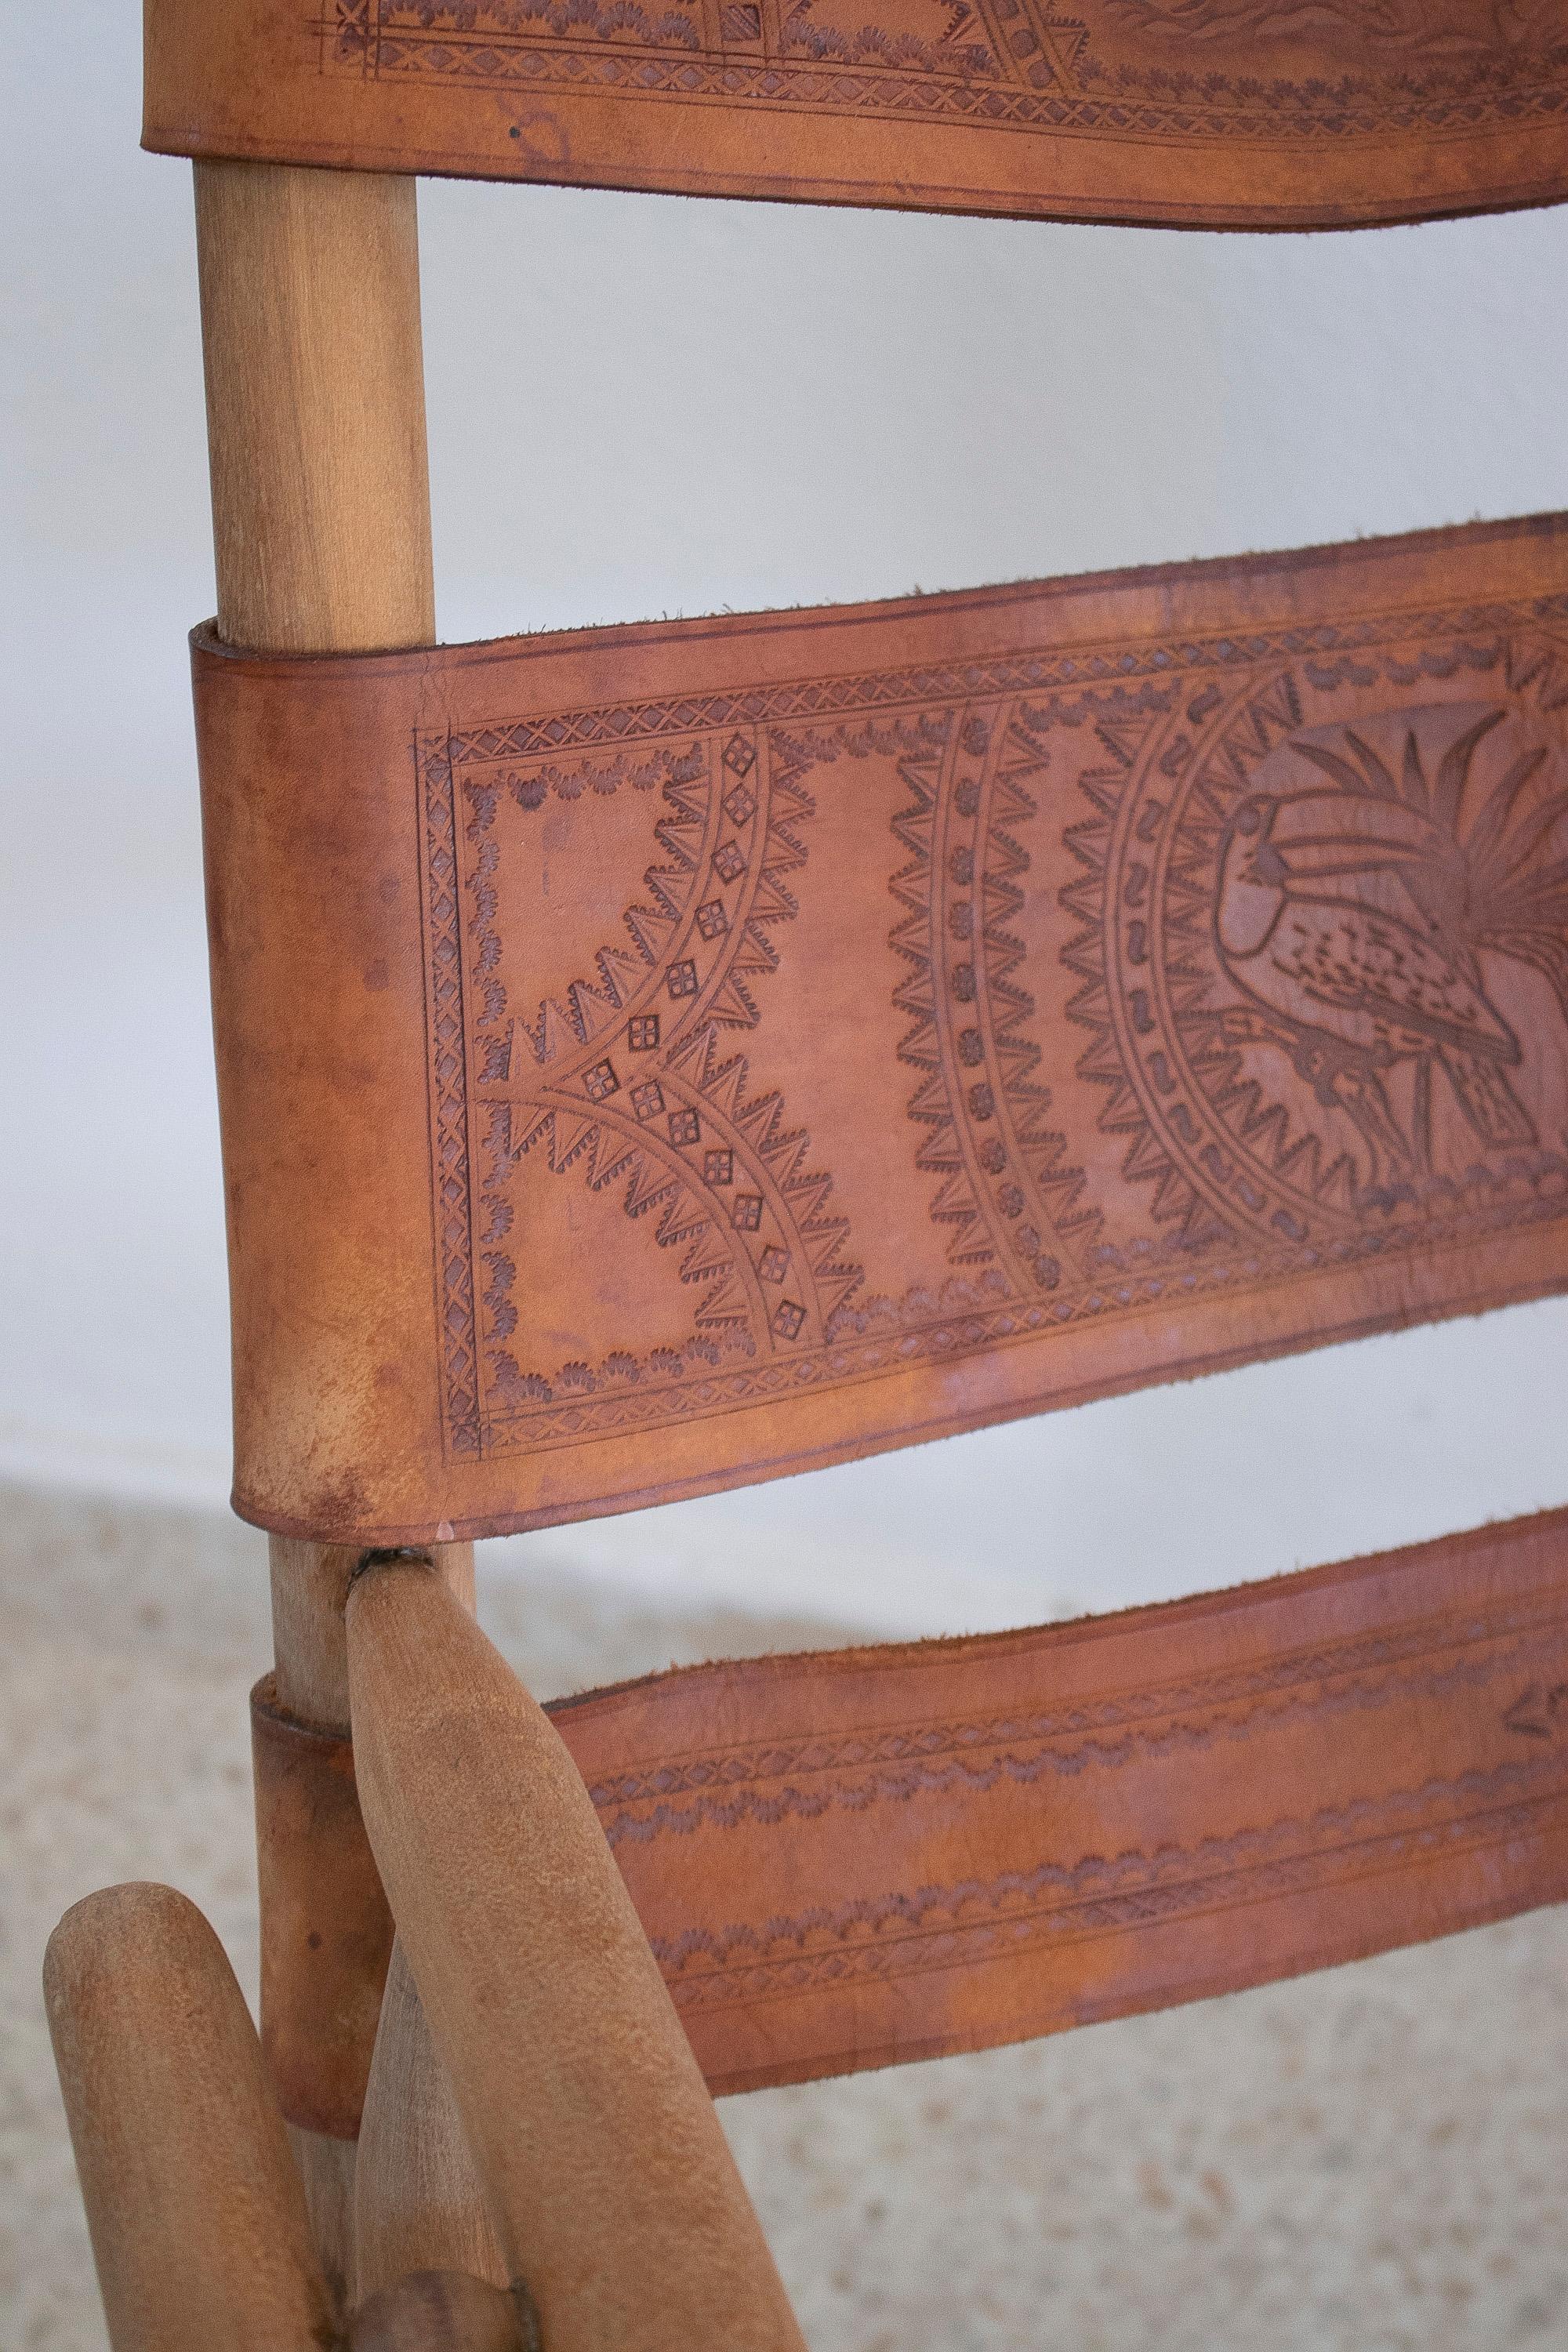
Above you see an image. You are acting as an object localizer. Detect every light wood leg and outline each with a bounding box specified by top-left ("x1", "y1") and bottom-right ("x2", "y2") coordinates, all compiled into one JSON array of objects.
[
  {"x1": 355, "y1": 1939, "x2": 508, "y2": 2302},
  {"x1": 264, "y1": 1535, "x2": 372, "y2": 2311},
  {"x1": 192, "y1": 160, "x2": 434, "y2": 656}
]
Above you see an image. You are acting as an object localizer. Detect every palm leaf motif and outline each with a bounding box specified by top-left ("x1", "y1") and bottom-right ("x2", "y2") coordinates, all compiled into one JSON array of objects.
[
  {"x1": 1199, "y1": 698, "x2": 1568, "y2": 1183},
  {"x1": 1106, "y1": 0, "x2": 1563, "y2": 52},
  {"x1": 1290, "y1": 706, "x2": 1568, "y2": 1025}
]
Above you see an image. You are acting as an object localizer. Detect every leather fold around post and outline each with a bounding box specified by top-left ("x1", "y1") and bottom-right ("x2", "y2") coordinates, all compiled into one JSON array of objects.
[
  {"x1": 547, "y1": 1508, "x2": 1568, "y2": 2094},
  {"x1": 252, "y1": 1677, "x2": 395, "y2": 2137},
  {"x1": 194, "y1": 514, "x2": 1568, "y2": 1546},
  {"x1": 143, "y1": 0, "x2": 1568, "y2": 231}
]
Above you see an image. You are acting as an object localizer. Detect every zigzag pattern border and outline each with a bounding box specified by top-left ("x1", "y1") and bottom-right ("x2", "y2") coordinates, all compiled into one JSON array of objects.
[
  {"x1": 582, "y1": 1583, "x2": 1568, "y2": 1830},
  {"x1": 439, "y1": 597, "x2": 1568, "y2": 766},
  {"x1": 417, "y1": 728, "x2": 484, "y2": 1457},
  {"x1": 654, "y1": 1759, "x2": 1568, "y2": 2009},
  {"x1": 333, "y1": 3, "x2": 1568, "y2": 143},
  {"x1": 417, "y1": 590, "x2": 1568, "y2": 1461}
]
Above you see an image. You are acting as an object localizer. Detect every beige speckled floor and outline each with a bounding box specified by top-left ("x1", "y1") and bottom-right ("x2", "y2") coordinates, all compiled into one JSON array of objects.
[{"x1": 4, "y1": 1480, "x2": 1566, "y2": 2350}]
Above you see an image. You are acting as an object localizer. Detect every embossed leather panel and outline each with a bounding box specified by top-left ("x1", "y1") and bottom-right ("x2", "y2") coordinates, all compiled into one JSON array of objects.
[
  {"x1": 193, "y1": 514, "x2": 1568, "y2": 1545},
  {"x1": 548, "y1": 1509, "x2": 1568, "y2": 2092},
  {"x1": 143, "y1": 0, "x2": 1568, "y2": 230},
  {"x1": 247, "y1": 1512, "x2": 1568, "y2": 2107}
]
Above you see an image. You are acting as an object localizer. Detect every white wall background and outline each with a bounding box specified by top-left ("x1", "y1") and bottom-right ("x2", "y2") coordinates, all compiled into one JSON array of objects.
[{"x1": 4, "y1": 1, "x2": 1566, "y2": 1633}]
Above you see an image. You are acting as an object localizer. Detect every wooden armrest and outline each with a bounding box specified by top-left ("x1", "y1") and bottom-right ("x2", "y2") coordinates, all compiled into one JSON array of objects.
[
  {"x1": 44, "y1": 1882, "x2": 336, "y2": 2352},
  {"x1": 345, "y1": 1555, "x2": 807, "y2": 2352}
]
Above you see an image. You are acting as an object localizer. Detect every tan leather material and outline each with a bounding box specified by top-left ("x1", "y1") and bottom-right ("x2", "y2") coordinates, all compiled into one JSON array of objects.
[
  {"x1": 252, "y1": 1675, "x2": 395, "y2": 2137},
  {"x1": 550, "y1": 1506, "x2": 1568, "y2": 2094},
  {"x1": 193, "y1": 513, "x2": 1568, "y2": 1546},
  {"x1": 248, "y1": 1510, "x2": 1568, "y2": 2109},
  {"x1": 143, "y1": 0, "x2": 1568, "y2": 230}
]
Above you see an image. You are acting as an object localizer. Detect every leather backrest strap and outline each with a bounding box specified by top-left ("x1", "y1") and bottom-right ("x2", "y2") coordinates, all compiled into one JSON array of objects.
[
  {"x1": 193, "y1": 514, "x2": 1568, "y2": 1547},
  {"x1": 557, "y1": 1506, "x2": 1568, "y2": 2093},
  {"x1": 252, "y1": 1508, "x2": 1568, "y2": 2120},
  {"x1": 143, "y1": 0, "x2": 1568, "y2": 231}
]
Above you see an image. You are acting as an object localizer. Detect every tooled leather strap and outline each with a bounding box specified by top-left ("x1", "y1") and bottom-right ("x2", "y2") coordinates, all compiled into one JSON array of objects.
[
  {"x1": 142, "y1": 0, "x2": 1568, "y2": 232},
  {"x1": 256, "y1": 1508, "x2": 1568, "y2": 2114},
  {"x1": 560, "y1": 1508, "x2": 1568, "y2": 2092},
  {"x1": 193, "y1": 514, "x2": 1568, "y2": 1548}
]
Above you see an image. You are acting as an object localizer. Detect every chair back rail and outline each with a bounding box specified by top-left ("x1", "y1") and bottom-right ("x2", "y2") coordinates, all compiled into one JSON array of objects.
[
  {"x1": 147, "y1": 0, "x2": 1568, "y2": 231},
  {"x1": 255, "y1": 1508, "x2": 1568, "y2": 2105},
  {"x1": 189, "y1": 512, "x2": 1568, "y2": 1544}
]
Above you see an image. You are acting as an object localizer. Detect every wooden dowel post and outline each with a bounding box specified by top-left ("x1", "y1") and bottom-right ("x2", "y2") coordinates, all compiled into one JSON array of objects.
[
  {"x1": 345, "y1": 1557, "x2": 808, "y2": 2352},
  {"x1": 193, "y1": 159, "x2": 434, "y2": 656},
  {"x1": 193, "y1": 159, "x2": 481, "y2": 2306},
  {"x1": 44, "y1": 1882, "x2": 336, "y2": 2352},
  {"x1": 354, "y1": 1939, "x2": 509, "y2": 2302}
]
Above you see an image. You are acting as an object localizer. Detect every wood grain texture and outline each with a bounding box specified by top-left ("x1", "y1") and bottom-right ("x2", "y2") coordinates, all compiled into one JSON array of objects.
[
  {"x1": 255, "y1": 1546, "x2": 474, "y2": 2304},
  {"x1": 350, "y1": 2270, "x2": 534, "y2": 2352},
  {"x1": 268, "y1": 1540, "x2": 474, "y2": 1731},
  {"x1": 345, "y1": 1559, "x2": 808, "y2": 2352},
  {"x1": 194, "y1": 159, "x2": 433, "y2": 658},
  {"x1": 149, "y1": 0, "x2": 1568, "y2": 230},
  {"x1": 189, "y1": 511, "x2": 1568, "y2": 1544},
  {"x1": 354, "y1": 1940, "x2": 509, "y2": 2303},
  {"x1": 194, "y1": 154, "x2": 465, "y2": 2304},
  {"x1": 43, "y1": 1882, "x2": 336, "y2": 2352},
  {"x1": 288, "y1": 2126, "x2": 358, "y2": 2330}
]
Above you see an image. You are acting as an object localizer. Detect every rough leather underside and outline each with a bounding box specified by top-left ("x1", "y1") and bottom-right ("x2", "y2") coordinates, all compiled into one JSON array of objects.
[
  {"x1": 191, "y1": 514, "x2": 1568, "y2": 1544},
  {"x1": 143, "y1": 0, "x2": 1568, "y2": 228}
]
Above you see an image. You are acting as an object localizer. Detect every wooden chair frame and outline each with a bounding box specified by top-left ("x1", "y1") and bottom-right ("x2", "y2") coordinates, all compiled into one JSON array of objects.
[
  {"x1": 195, "y1": 158, "x2": 451, "y2": 2291},
  {"x1": 42, "y1": 13, "x2": 1568, "y2": 2334}
]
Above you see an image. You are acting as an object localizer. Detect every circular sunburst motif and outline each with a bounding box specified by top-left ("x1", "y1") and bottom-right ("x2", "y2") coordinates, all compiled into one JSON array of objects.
[{"x1": 1098, "y1": 662, "x2": 1568, "y2": 1248}]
